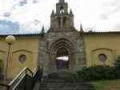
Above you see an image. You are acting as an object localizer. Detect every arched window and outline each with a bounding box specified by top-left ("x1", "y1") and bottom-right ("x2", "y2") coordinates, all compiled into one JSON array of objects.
[
  {"x1": 60, "y1": 6, "x2": 64, "y2": 14},
  {"x1": 60, "y1": 6, "x2": 64, "y2": 10}
]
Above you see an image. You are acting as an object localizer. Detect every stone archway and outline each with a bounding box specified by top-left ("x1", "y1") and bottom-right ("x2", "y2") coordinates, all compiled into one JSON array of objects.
[
  {"x1": 56, "y1": 47, "x2": 69, "y2": 69},
  {"x1": 49, "y1": 38, "x2": 75, "y2": 72}
]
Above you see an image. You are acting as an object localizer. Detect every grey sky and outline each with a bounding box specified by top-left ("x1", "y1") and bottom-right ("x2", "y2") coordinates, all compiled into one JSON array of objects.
[{"x1": 0, "y1": 0, "x2": 120, "y2": 32}]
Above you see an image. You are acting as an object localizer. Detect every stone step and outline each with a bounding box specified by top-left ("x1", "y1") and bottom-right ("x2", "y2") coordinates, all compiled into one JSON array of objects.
[
  {"x1": 33, "y1": 82, "x2": 40, "y2": 90},
  {"x1": 39, "y1": 87, "x2": 95, "y2": 90},
  {"x1": 38, "y1": 72, "x2": 95, "y2": 90},
  {"x1": 39, "y1": 81, "x2": 95, "y2": 90},
  {"x1": 39, "y1": 87, "x2": 95, "y2": 89}
]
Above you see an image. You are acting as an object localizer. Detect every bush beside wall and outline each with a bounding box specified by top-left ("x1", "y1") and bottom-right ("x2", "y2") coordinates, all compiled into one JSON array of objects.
[
  {"x1": 77, "y1": 65, "x2": 115, "y2": 81},
  {"x1": 114, "y1": 57, "x2": 120, "y2": 79}
]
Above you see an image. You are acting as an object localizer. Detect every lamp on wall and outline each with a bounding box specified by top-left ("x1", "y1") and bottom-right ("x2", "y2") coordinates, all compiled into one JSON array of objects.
[{"x1": 5, "y1": 35, "x2": 16, "y2": 80}]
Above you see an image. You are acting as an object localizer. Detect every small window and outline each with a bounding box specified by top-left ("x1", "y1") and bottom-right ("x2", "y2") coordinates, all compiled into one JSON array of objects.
[
  {"x1": 60, "y1": 6, "x2": 64, "y2": 14},
  {"x1": 60, "y1": 6, "x2": 64, "y2": 10},
  {"x1": 19, "y1": 54, "x2": 27, "y2": 63},
  {"x1": 98, "y1": 54, "x2": 107, "y2": 64}
]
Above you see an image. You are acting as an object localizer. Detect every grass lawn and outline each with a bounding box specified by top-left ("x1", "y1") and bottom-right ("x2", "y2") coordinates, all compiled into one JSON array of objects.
[{"x1": 91, "y1": 79, "x2": 120, "y2": 90}]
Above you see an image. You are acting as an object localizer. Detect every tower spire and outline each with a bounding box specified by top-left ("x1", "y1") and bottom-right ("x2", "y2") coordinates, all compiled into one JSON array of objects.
[
  {"x1": 56, "y1": 0, "x2": 68, "y2": 14},
  {"x1": 59, "y1": 0, "x2": 65, "y2": 3},
  {"x1": 49, "y1": 0, "x2": 74, "y2": 32},
  {"x1": 41, "y1": 26, "x2": 45, "y2": 36},
  {"x1": 80, "y1": 24, "x2": 84, "y2": 32},
  {"x1": 70, "y1": 9, "x2": 73, "y2": 16},
  {"x1": 51, "y1": 10, "x2": 54, "y2": 17}
]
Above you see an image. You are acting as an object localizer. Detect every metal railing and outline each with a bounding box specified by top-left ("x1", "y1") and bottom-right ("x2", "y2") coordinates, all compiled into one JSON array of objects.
[{"x1": 0, "y1": 67, "x2": 42, "y2": 90}]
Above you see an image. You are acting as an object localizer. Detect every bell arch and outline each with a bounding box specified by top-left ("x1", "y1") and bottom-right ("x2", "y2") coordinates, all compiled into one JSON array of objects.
[{"x1": 49, "y1": 38, "x2": 75, "y2": 72}]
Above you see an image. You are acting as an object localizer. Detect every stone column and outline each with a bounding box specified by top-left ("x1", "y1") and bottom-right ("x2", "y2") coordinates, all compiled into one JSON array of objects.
[
  {"x1": 37, "y1": 37, "x2": 49, "y2": 76},
  {"x1": 60, "y1": 16, "x2": 63, "y2": 28},
  {"x1": 75, "y1": 38, "x2": 86, "y2": 71}
]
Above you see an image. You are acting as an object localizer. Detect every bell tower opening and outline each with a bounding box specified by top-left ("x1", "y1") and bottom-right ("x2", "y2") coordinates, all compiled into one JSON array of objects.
[
  {"x1": 49, "y1": 0, "x2": 74, "y2": 31},
  {"x1": 56, "y1": 47, "x2": 69, "y2": 69},
  {"x1": 56, "y1": 0, "x2": 68, "y2": 14}
]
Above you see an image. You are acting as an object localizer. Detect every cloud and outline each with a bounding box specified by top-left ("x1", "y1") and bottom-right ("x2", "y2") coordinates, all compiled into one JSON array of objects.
[
  {"x1": 0, "y1": 0, "x2": 120, "y2": 33},
  {"x1": 0, "y1": 20, "x2": 20, "y2": 34},
  {"x1": 19, "y1": 19, "x2": 42, "y2": 33},
  {"x1": 101, "y1": 0, "x2": 120, "y2": 16},
  {"x1": 3, "y1": 12, "x2": 11, "y2": 17},
  {"x1": 114, "y1": 23, "x2": 120, "y2": 30},
  {"x1": 100, "y1": 14, "x2": 109, "y2": 20}
]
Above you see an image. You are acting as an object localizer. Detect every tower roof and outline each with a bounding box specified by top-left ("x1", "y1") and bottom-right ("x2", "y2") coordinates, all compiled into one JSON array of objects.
[
  {"x1": 49, "y1": 0, "x2": 74, "y2": 31},
  {"x1": 70, "y1": 9, "x2": 73, "y2": 16},
  {"x1": 51, "y1": 10, "x2": 55, "y2": 16},
  {"x1": 41, "y1": 26, "x2": 45, "y2": 34},
  {"x1": 80, "y1": 24, "x2": 84, "y2": 32},
  {"x1": 59, "y1": 0, "x2": 65, "y2": 3}
]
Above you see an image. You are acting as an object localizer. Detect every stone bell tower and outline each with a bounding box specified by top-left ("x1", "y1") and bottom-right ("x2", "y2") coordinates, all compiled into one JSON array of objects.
[
  {"x1": 49, "y1": 0, "x2": 74, "y2": 31},
  {"x1": 38, "y1": 0, "x2": 86, "y2": 76}
]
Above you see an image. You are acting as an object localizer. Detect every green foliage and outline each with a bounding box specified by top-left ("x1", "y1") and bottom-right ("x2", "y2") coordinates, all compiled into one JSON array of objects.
[
  {"x1": 114, "y1": 56, "x2": 120, "y2": 79},
  {"x1": 77, "y1": 56, "x2": 120, "y2": 81},
  {"x1": 77, "y1": 65, "x2": 115, "y2": 81},
  {"x1": 114, "y1": 56, "x2": 120, "y2": 68},
  {"x1": 91, "y1": 80, "x2": 120, "y2": 90}
]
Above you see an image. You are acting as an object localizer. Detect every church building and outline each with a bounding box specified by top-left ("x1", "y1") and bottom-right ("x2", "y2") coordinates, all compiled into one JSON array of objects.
[{"x1": 0, "y1": 0, "x2": 120, "y2": 79}]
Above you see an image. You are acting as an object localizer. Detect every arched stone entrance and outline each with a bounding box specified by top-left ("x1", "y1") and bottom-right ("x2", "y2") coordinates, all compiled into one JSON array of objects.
[
  {"x1": 56, "y1": 47, "x2": 69, "y2": 69},
  {"x1": 49, "y1": 38, "x2": 75, "y2": 72}
]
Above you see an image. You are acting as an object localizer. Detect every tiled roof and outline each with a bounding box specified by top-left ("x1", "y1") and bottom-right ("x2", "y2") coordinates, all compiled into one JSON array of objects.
[
  {"x1": 81, "y1": 31, "x2": 120, "y2": 34},
  {"x1": 0, "y1": 31, "x2": 41, "y2": 37},
  {"x1": 1, "y1": 30, "x2": 120, "y2": 37}
]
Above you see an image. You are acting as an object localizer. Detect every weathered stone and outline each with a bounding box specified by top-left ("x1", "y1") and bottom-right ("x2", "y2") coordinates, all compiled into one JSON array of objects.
[{"x1": 38, "y1": 0, "x2": 86, "y2": 75}]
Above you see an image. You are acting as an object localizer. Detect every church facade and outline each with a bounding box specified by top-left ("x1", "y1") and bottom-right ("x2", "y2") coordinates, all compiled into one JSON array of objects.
[{"x1": 0, "y1": 0, "x2": 120, "y2": 79}]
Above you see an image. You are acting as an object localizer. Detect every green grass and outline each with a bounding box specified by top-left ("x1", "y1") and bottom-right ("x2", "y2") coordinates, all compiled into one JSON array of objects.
[{"x1": 91, "y1": 79, "x2": 120, "y2": 90}]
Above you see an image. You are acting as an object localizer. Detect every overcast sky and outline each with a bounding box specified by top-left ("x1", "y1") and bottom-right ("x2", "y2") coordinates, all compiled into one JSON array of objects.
[{"x1": 0, "y1": 0, "x2": 120, "y2": 32}]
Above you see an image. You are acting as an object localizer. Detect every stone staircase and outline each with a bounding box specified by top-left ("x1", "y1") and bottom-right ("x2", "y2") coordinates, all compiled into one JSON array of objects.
[
  {"x1": 36, "y1": 72, "x2": 95, "y2": 90},
  {"x1": 39, "y1": 78, "x2": 95, "y2": 90}
]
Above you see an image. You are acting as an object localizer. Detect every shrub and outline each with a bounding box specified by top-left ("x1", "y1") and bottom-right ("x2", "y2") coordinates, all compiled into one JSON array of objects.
[
  {"x1": 77, "y1": 65, "x2": 115, "y2": 81},
  {"x1": 114, "y1": 56, "x2": 120, "y2": 79},
  {"x1": 114, "y1": 56, "x2": 120, "y2": 69}
]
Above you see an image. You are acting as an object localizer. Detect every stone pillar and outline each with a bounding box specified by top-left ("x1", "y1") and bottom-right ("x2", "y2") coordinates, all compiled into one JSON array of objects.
[
  {"x1": 74, "y1": 37, "x2": 86, "y2": 71},
  {"x1": 37, "y1": 37, "x2": 50, "y2": 76},
  {"x1": 43, "y1": 52, "x2": 49, "y2": 76},
  {"x1": 60, "y1": 16, "x2": 63, "y2": 28}
]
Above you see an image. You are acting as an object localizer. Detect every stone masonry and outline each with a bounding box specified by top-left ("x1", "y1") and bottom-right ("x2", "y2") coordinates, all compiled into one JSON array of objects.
[{"x1": 38, "y1": 0, "x2": 86, "y2": 76}]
